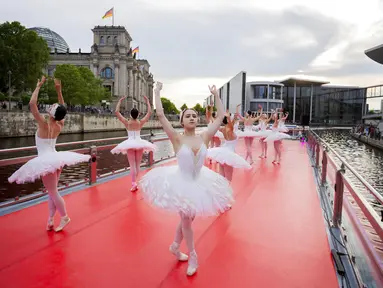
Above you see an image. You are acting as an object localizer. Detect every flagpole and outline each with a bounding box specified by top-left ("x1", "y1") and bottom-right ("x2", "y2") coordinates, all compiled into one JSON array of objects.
[{"x1": 112, "y1": 7, "x2": 114, "y2": 26}]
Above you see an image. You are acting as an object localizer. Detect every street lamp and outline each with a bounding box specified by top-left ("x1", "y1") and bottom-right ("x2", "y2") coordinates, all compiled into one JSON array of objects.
[{"x1": 8, "y1": 71, "x2": 12, "y2": 111}]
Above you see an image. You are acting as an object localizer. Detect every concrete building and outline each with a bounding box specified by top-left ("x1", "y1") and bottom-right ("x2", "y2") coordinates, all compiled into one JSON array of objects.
[{"x1": 30, "y1": 26, "x2": 154, "y2": 112}]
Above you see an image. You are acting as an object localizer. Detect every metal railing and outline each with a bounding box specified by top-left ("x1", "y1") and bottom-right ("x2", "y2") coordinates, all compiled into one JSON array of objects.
[{"x1": 307, "y1": 129, "x2": 383, "y2": 287}]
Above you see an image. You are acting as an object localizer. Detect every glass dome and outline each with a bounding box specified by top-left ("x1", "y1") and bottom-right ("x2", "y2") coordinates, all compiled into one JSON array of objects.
[{"x1": 29, "y1": 27, "x2": 70, "y2": 53}]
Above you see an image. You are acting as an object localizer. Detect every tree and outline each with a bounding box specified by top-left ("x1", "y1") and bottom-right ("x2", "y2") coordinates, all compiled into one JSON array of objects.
[
  {"x1": 42, "y1": 64, "x2": 110, "y2": 105},
  {"x1": 192, "y1": 103, "x2": 204, "y2": 114},
  {"x1": 180, "y1": 103, "x2": 188, "y2": 111},
  {"x1": 161, "y1": 97, "x2": 179, "y2": 114},
  {"x1": 0, "y1": 21, "x2": 50, "y2": 93}
]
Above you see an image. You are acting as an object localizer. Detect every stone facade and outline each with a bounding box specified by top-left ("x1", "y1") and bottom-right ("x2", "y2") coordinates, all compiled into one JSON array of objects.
[{"x1": 44, "y1": 26, "x2": 154, "y2": 112}]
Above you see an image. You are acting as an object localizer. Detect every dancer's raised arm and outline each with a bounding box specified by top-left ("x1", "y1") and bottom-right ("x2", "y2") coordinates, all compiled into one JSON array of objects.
[
  {"x1": 115, "y1": 96, "x2": 129, "y2": 126},
  {"x1": 203, "y1": 85, "x2": 224, "y2": 142},
  {"x1": 29, "y1": 76, "x2": 46, "y2": 127},
  {"x1": 139, "y1": 96, "x2": 152, "y2": 128},
  {"x1": 54, "y1": 79, "x2": 65, "y2": 105},
  {"x1": 154, "y1": 82, "x2": 178, "y2": 142}
]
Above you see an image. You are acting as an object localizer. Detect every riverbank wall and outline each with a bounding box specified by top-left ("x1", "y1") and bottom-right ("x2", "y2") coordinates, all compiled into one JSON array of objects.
[
  {"x1": 0, "y1": 112, "x2": 206, "y2": 138},
  {"x1": 351, "y1": 133, "x2": 383, "y2": 151}
]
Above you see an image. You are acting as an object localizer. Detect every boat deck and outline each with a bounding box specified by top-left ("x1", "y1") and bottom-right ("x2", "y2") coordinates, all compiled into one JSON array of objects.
[{"x1": 0, "y1": 141, "x2": 338, "y2": 288}]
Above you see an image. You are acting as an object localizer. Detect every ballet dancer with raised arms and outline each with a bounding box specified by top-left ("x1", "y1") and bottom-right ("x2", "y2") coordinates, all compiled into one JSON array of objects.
[
  {"x1": 139, "y1": 82, "x2": 233, "y2": 276},
  {"x1": 111, "y1": 95, "x2": 156, "y2": 191},
  {"x1": 8, "y1": 77, "x2": 90, "y2": 232}
]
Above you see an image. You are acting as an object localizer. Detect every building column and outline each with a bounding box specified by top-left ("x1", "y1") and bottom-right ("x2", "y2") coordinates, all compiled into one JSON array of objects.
[
  {"x1": 309, "y1": 84, "x2": 313, "y2": 123},
  {"x1": 114, "y1": 64, "x2": 119, "y2": 96},
  {"x1": 293, "y1": 81, "x2": 297, "y2": 123}
]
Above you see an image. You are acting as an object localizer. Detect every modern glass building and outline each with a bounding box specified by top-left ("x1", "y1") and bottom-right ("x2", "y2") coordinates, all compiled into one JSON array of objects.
[
  {"x1": 29, "y1": 27, "x2": 70, "y2": 53},
  {"x1": 246, "y1": 81, "x2": 284, "y2": 113},
  {"x1": 205, "y1": 73, "x2": 367, "y2": 126},
  {"x1": 280, "y1": 77, "x2": 366, "y2": 125}
]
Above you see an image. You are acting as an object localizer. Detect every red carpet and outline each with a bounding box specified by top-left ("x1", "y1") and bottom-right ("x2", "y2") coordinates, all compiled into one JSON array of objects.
[{"x1": 0, "y1": 141, "x2": 338, "y2": 288}]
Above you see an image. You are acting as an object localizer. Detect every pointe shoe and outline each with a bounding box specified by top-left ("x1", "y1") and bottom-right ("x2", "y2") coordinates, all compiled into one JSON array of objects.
[
  {"x1": 130, "y1": 183, "x2": 138, "y2": 192},
  {"x1": 169, "y1": 243, "x2": 188, "y2": 261},
  {"x1": 187, "y1": 251, "x2": 198, "y2": 276},
  {"x1": 46, "y1": 218, "x2": 54, "y2": 231},
  {"x1": 55, "y1": 216, "x2": 70, "y2": 232}
]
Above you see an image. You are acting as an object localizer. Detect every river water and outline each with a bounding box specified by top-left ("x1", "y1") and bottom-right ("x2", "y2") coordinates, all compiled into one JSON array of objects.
[{"x1": 315, "y1": 129, "x2": 383, "y2": 196}]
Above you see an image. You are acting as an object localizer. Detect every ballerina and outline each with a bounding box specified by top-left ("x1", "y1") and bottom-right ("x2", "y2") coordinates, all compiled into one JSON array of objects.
[
  {"x1": 139, "y1": 82, "x2": 233, "y2": 276},
  {"x1": 277, "y1": 110, "x2": 289, "y2": 133},
  {"x1": 111, "y1": 95, "x2": 156, "y2": 192},
  {"x1": 8, "y1": 77, "x2": 90, "y2": 232},
  {"x1": 236, "y1": 106, "x2": 261, "y2": 164},
  {"x1": 207, "y1": 110, "x2": 251, "y2": 182},
  {"x1": 255, "y1": 112, "x2": 273, "y2": 159},
  {"x1": 263, "y1": 111, "x2": 291, "y2": 164}
]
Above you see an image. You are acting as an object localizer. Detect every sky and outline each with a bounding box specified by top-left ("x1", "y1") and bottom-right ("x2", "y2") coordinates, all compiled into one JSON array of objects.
[{"x1": 2, "y1": 0, "x2": 383, "y2": 109}]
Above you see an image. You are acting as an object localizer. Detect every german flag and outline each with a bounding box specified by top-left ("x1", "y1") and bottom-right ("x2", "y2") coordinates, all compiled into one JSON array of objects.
[
  {"x1": 132, "y1": 46, "x2": 139, "y2": 55},
  {"x1": 102, "y1": 8, "x2": 113, "y2": 19}
]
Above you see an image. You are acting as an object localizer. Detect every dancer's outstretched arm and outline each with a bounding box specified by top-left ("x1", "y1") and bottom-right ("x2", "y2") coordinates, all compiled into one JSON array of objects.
[
  {"x1": 29, "y1": 76, "x2": 47, "y2": 127},
  {"x1": 154, "y1": 82, "x2": 178, "y2": 143},
  {"x1": 115, "y1": 96, "x2": 129, "y2": 126},
  {"x1": 54, "y1": 79, "x2": 65, "y2": 126},
  {"x1": 203, "y1": 85, "x2": 224, "y2": 143},
  {"x1": 54, "y1": 79, "x2": 65, "y2": 105},
  {"x1": 139, "y1": 96, "x2": 152, "y2": 128}
]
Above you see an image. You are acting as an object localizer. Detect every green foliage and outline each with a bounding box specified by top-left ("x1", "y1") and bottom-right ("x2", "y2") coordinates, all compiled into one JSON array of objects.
[
  {"x1": 0, "y1": 21, "x2": 50, "y2": 93},
  {"x1": 161, "y1": 97, "x2": 179, "y2": 114},
  {"x1": 180, "y1": 103, "x2": 188, "y2": 111},
  {"x1": 39, "y1": 64, "x2": 110, "y2": 105},
  {"x1": 192, "y1": 103, "x2": 204, "y2": 114}
]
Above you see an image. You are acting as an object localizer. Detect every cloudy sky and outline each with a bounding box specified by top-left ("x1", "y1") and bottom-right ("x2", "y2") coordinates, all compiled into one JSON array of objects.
[{"x1": 2, "y1": 0, "x2": 383, "y2": 109}]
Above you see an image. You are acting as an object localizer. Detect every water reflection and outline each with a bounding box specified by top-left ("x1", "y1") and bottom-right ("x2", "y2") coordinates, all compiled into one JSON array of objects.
[{"x1": 315, "y1": 130, "x2": 383, "y2": 195}]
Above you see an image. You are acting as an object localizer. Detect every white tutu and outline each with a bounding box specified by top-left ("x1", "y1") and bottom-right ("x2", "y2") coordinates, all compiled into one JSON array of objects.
[
  {"x1": 255, "y1": 129, "x2": 273, "y2": 138},
  {"x1": 238, "y1": 125, "x2": 260, "y2": 138},
  {"x1": 139, "y1": 143, "x2": 234, "y2": 216},
  {"x1": 252, "y1": 124, "x2": 261, "y2": 131},
  {"x1": 263, "y1": 129, "x2": 291, "y2": 143},
  {"x1": 207, "y1": 147, "x2": 251, "y2": 169},
  {"x1": 111, "y1": 130, "x2": 156, "y2": 154},
  {"x1": 277, "y1": 121, "x2": 289, "y2": 133},
  {"x1": 8, "y1": 151, "x2": 90, "y2": 184}
]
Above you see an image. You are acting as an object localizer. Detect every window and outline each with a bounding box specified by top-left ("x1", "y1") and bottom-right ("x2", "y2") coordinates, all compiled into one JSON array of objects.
[
  {"x1": 100, "y1": 36, "x2": 105, "y2": 45},
  {"x1": 101, "y1": 67, "x2": 114, "y2": 79}
]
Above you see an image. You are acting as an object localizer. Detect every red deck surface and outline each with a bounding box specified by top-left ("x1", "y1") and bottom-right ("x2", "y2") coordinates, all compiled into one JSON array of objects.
[{"x1": 0, "y1": 141, "x2": 338, "y2": 288}]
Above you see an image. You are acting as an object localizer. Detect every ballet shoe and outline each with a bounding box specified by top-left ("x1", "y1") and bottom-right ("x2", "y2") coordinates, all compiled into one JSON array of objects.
[
  {"x1": 169, "y1": 243, "x2": 188, "y2": 261},
  {"x1": 186, "y1": 251, "x2": 198, "y2": 276},
  {"x1": 55, "y1": 216, "x2": 70, "y2": 232},
  {"x1": 46, "y1": 217, "x2": 54, "y2": 231},
  {"x1": 130, "y1": 183, "x2": 138, "y2": 192}
]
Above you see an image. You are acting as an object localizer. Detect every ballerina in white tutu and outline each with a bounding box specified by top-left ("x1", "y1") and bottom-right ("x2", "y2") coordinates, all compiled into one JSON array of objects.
[
  {"x1": 139, "y1": 82, "x2": 233, "y2": 276},
  {"x1": 8, "y1": 77, "x2": 90, "y2": 232},
  {"x1": 205, "y1": 105, "x2": 224, "y2": 148},
  {"x1": 207, "y1": 111, "x2": 251, "y2": 182},
  {"x1": 263, "y1": 111, "x2": 291, "y2": 164},
  {"x1": 111, "y1": 95, "x2": 155, "y2": 192},
  {"x1": 255, "y1": 112, "x2": 273, "y2": 159},
  {"x1": 277, "y1": 109, "x2": 289, "y2": 133},
  {"x1": 236, "y1": 105, "x2": 262, "y2": 164}
]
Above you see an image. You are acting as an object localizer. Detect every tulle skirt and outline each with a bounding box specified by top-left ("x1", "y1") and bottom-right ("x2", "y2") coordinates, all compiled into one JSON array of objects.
[
  {"x1": 207, "y1": 147, "x2": 251, "y2": 169},
  {"x1": 8, "y1": 151, "x2": 91, "y2": 184},
  {"x1": 111, "y1": 138, "x2": 156, "y2": 154},
  {"x1": 263, "y1": 131, "x2": 291, "y2": 143},
  {"x1": 256, "y1": 130, "x2": 273, "y2": 138},
  {"x1": 237, "y1": 130, "x2": 260, "y2": 138},
  {"x1": 139, "y1": 166, "x2": 234, "y2": 217}
]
